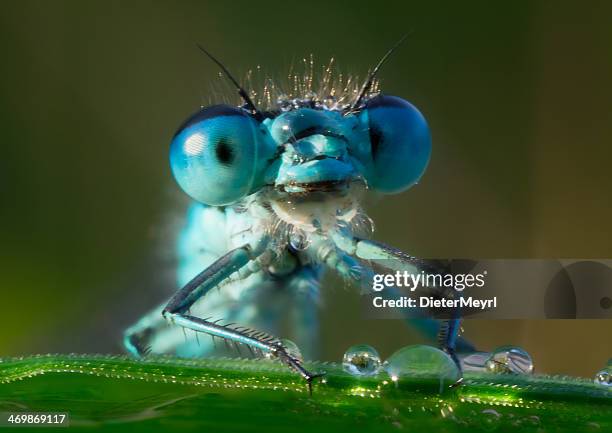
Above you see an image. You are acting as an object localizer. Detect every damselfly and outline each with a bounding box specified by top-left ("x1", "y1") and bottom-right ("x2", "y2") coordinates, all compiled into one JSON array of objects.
[{"x1": 124, "y1": 39, "x2": 470, "y2": 391}]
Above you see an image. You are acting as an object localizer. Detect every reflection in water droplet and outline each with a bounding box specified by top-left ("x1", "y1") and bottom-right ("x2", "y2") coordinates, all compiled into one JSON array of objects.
[
  {"x1": 459, "y1": 352, "x2": 490, "y2": 371},
  {"x1": 280, "y1": 339, "x2": 303, "y2": 361},
  {"x1": 342, "y1": 344, "x2": 382, "y2": 376},
  {"x1": 485, "y1": 346, "x2": 534, "y2": 374},
  {"x1": 594, "y1": 367, "x2": 611, "y2": 387},
  {"x1": 383, "y1": 345, "x2": 460, "y2": 389},
  {"x1": 289, "y1": 227, "x2": 311, "y2": 251}
]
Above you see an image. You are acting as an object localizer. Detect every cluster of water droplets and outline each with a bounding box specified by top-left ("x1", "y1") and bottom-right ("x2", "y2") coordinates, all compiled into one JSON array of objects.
[
  {"x1": 341, "y1": 344, "x2": 610, "y2": 389},
  {"x1": 276, "y1": 92, "x2": 350, "y2": 112},
  {"x1": 341, "y1": 343, "x2": 544, "y2": 389},
  {"x1": 342, "y1": 344, "x2": 461, "y2": 391}
]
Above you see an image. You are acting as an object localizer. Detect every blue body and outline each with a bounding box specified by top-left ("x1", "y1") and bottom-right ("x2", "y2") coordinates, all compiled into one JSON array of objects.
[{"x1": 173, "y1": 203, "x2": 322, "y2": 358}]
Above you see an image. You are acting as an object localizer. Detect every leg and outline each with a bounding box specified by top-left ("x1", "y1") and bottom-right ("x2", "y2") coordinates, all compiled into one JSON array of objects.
[
  {"x1": 124, "y1": 247, "x2": 264, "y2": 357},
  {"x1": 332, "y1": 235, "x2": 474, "y2": 369},
  {"x1": 288, "y1": 266, "x2": 323, "y2": 360},
  {"x1": 162, "y1": 244, "x2": 323, "y2": 392},
  {"x1": 125, "y1": 278, "x2": 277, "y2": 359}
]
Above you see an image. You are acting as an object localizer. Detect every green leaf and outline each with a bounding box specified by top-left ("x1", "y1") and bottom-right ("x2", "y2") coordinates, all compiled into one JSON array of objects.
[{"x1": 0, "y1": 354, "x2": 610, "y2": 432}]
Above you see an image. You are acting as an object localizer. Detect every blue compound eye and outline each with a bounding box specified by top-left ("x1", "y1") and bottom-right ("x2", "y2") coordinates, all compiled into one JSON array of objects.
[
  {"x1": 170, "y1": 105, "x2": 274, "y2": 206},
  {"x1": 359, "y1": 95, "x2": 432, "y2": 193}
]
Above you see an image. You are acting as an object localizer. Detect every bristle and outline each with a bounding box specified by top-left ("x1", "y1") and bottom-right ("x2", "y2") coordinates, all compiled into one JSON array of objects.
[{"x1": 205, "y1": 57, "x2": 380, "y2": 112}]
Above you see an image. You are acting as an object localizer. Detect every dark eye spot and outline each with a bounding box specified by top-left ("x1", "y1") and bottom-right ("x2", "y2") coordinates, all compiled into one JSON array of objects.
[
  {"x1": 215, "y1": 138, "x2": 235, "y2": 165},
  {"x1": 369, "y1": 125, "x2": 383, "y2": 160}
]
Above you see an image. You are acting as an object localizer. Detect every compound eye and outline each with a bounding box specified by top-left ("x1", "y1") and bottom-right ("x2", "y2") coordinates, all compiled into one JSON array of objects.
[
  {"x1": 170, "y1": 105, "x2": 270, "y2": 205},
  {"x1": 360, "y1": 95, "x2": 431, "y2": 193}
]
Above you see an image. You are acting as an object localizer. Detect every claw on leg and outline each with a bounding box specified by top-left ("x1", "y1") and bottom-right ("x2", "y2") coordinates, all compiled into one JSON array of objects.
[
  {"x1": 306, "y1": 372, "x2": 326, "y2": 396},
  {"x1": 273, "y1": 343, "x2": 325, "y2": 395}
]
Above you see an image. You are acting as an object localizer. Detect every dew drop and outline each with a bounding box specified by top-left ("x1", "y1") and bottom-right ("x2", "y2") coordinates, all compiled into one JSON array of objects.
[
  {"x1": 383, "y1": 345, "x2": 460, "y2": 388},
  {"x1": 352, "y1": 214, "x2": 375, "y2": 238},
  {"x1": 280, "y1": 339, "x2": 302, "y2": 362},
  {"x1": 594, "y1": 367, "x2": 611, "y2": 387},
  {"x1": 481, "y1": 408, "x2": 502, "y2": 428},
  {"x1": 289, "y1": 227, "x2": 311, "y2": 251},
  {"x1": 485, "y1": 346, "x2": 534, "y2": 374},
  {"x1": 342, "y1": 344, "x2": 381, "y2": 376},
  {"x1": 304, "y1": 91, "x2": 317, "y2": 101},
  {"x1": 481, "y1": 408, "x2": 501, "y2": 419}
]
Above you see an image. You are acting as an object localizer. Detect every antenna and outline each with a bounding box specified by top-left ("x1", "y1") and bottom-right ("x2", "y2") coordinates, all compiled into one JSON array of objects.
[
  {"x1": 349, "y1": 34, "x2": 410, "y2": 112},
  {"x1": 196, "y1": 44, "x2": 261, "y2": 119}
]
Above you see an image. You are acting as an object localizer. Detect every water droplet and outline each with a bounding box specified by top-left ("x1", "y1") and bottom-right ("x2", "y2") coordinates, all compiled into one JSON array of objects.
[
  {"x1": 485, "y1": 346, "x2": 534, "y2": 374},
  {"x1": 323, "y1": 95, "x2": 336, "y2": 109},
  {"x1": 289, "y1": 227, "x2": 311, "y2": 251},
  {"x1": 342, "y1": 344, "x2": 381, "y2": 376},
  {"x1": 280, "y1": 339, "x2": 302, "y2": 361},
  {"x1": 351, "y1": 213, "x2": 375, "y2": 238},
  {"x1": 277, "y1": 94, "x2": 291, "y2": 111},
  {"x1": 481, "y1": 408, "x2": 502, "y2": 429},
  {"x1": 481, "y1": 408, "x2": 501, "y2": 419},
  {"x1": 383, "y1": 345, "x2": 460, "y2": 388},
  {"x1": 594, "y1": 367, "x2": 611, "y2": 387}
]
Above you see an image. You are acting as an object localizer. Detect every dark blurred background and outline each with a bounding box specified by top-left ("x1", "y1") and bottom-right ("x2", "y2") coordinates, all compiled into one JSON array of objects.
[{"x1": 1, "y1": 0, "x2": 611, "y2": 377}]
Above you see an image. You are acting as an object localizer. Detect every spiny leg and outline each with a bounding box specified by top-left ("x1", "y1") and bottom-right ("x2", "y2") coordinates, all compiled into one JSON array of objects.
[
  {"x1": 124, "y1": 289, "x2": 271, "y2": 359},
  {"x1": 356, "y1": 238, "x2": 465, "y2": 369},
  {"x1": 332, "y1": 234, "x2": 472, "y2": 372},
  {"x1": 162, "y1": 244, "x2": 324, "y2": 393}
]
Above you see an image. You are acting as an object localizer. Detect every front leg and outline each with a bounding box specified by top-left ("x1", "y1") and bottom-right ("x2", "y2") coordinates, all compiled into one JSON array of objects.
[
  {"x1": 161, "y1": 244, "x2": 323, "y2": 393},
  {"x1": 332, "y1": 234, "x2": 473, "y2": 370}
]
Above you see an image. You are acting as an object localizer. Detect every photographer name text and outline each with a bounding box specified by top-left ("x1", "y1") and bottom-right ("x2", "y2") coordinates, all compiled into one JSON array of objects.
[{"x1": 372, "y1": 295, "x2": 497, "y2": 310}]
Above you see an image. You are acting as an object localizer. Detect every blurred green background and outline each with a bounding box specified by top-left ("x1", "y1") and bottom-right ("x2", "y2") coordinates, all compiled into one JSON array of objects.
[{"x1": 1, "y1": 0, "x2": 611, "y2": 377}]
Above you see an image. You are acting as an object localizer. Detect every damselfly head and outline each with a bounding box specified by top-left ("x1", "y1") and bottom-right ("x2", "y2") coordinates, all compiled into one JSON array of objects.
[{"x1": 169, "y1": 44, "x2": 431, "y2": 209}]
